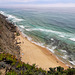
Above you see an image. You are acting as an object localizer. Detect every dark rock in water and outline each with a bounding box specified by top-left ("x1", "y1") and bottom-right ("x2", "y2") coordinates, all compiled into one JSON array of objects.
[
  {"x1": 69, "y1": 57, "x2": 72, "y2": 61},
  {"x1": 44, "y1": 37, "x2": 74, "y2": 54},
  {"x1": 0, "y1": 14, "x2": 20, "y2": 59},
  {"x1": 44, "y1": 36, "x2": 75, "y2": 63}
]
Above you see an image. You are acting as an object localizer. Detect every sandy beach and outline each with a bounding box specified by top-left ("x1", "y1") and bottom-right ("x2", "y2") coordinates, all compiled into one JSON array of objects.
[{"x1": 15, "y1": 31, "x2": 68, "y2": 70}]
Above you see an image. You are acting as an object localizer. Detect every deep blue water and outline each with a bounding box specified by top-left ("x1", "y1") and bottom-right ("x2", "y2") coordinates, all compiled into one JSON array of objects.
[{"x1": 0, "y1": 7, "x2": 75, "y2": 66}]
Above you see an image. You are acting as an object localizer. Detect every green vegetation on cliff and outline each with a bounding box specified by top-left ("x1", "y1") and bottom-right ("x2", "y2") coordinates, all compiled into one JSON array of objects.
[
  {"x1": 0, "y1": 13, "x2": 75, "y2": 75},
  {"x1": 0, "y1": 53, "x2": 75, "y2": 75}
]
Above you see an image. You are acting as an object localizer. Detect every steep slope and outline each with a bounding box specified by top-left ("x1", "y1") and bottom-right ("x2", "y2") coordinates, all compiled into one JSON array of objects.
[{"x1": 0, "y1": 14, "x2": 20, "y2": 59}]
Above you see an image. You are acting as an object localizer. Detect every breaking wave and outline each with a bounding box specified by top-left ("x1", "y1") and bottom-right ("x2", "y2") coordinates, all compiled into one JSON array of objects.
[
  {"x1": 69, "y1": 38, "x2": 75, "y2": 42},
  {"x1": 25, "y1": 28, "x2": 75, "y2": 42},
  {"x1": 0, "y1": 11, "x2": 24, "y2": 22},
  {"x1": 0, "y1": 9, "x2": 75, "y2": 67}
]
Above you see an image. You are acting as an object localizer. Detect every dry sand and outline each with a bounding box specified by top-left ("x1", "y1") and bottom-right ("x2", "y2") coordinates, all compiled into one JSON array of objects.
[{"x1": 16, "y1": 33, "x2": 68, "y2": 70}]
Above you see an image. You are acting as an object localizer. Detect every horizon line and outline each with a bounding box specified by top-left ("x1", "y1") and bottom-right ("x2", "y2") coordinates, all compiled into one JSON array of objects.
[{"x1": 0, "y1": 3, "x2": 75, "y2": 8}]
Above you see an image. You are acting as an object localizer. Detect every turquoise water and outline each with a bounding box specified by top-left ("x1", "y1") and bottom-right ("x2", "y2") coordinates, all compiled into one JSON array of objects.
[{"x1": 0, "y1": 8, "x2": 75, "y2": 66}]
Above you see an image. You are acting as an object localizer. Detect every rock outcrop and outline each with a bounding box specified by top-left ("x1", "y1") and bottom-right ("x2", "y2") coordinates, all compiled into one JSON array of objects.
[{"x1": 0, "y1": 14, "x2": 20, "y2": 59}]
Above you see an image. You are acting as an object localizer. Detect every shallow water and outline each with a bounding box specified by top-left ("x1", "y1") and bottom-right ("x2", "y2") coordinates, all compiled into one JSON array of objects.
[{"x1": 0, "y1": 7, "x2": 75, "y2": 66}]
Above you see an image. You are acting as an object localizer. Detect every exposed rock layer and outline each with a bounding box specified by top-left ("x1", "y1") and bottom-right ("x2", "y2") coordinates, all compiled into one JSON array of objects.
[{"x1": 0, "y1": 14, "x2": 20, "y2": 59}]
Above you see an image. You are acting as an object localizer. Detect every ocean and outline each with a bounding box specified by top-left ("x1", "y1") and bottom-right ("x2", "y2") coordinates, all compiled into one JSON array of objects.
[{"x1": 0, "y1": 7, "x2": 75, "y2": 67}]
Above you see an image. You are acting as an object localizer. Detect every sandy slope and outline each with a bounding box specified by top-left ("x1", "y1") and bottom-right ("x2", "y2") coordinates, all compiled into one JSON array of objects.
[{"x1": 16, "y1": 33, "x2": 68, "y2": 70}]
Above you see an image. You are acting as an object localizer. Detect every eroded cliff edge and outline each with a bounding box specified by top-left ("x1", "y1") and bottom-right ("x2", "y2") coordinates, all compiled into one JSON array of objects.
[{"x1": 0, "y1": 14, "x2": 20, "y2": 59}]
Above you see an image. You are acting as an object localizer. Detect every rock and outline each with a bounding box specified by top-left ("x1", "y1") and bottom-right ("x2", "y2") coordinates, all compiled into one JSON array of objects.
[{"x1": 0, "y1": 14, "x2": 20, "y2": 59}]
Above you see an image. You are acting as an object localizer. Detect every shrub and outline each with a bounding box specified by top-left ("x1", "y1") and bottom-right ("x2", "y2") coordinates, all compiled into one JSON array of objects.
[
  {"x1": 0, "y1": 53, "x2": 75, "y2": 75},
  {"x1": 57, "y1": 66, "x2": 64, "y2": 72},
  {"x1": 0, "y1": 72, "x2": 1, "y2": 75},
  {"x1": 6, "y1": 70, "x2": 17, "y2": 75},
  {"x1": 16, "y1": 32, "x2": 20, "y2": 36}
]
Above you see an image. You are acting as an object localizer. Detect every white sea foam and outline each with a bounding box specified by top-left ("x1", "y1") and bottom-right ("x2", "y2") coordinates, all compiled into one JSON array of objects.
[
  {"x1": 13, "y1": 18, "x2": 23, "y2": 22},
  {"x1": 61, "y1": 54, "x2": 75, "y2": 66},
  {"x1": 46, "y1": 47, "x2": 54, "y2": 53},
  {"x1": 0, "y1": 11, "x2": 24, "y2": 22},
  {"x1": 7, "y1": 14, "x2": 23, "y2": 22},
  {"x1": 46, "y1": 46, "x2": 57, "y2": 53},
  {"x1": 20, "y1": 29, "x2": 75, "y2": 66},
  {"x1": 59, "y1": 35, "x2": 65, "y2": 38},
  {"x1": 69, "y1": 38, "x2": 75, "y2": 42},
  {"x1": 19, "y1": 25, "x2": 25, "y2": 28},
  {"x1": 26, "y1": 28, "x2": 62, "y2": 35},
  {"x1": 24, "y1": 26, "x2": 30, "y2": 28},
  {"x1": 21, "y1": 32, "x2": 32, "y2": 41},
  {"x1": 61, "y1": 50, "x2": 67, "y2": 53},
  {"x1": 62, "y1": 55, "x2": 68, "y2": 59},
  {"x1": 27, "y1": 37, "x2": 32, "y2": 41},
  {"x1": 69, "y1": 61, "x2": 75, "y2": 65},
  {"x1": 14, "y1": 26, "x2": 75, "y2": 67},
  {"x1": 32, "y1": 41, "x2": 45, "y2": 48},
  {"x1": 0, "y1": 11, "x2": 5, "y2": 14},
  {"x1": 26, "y1": 36, "x2": 55, "y2": 53},
  {"x1": 21, "y1": 32, "x2": 46, "y2": 48},
  {"x1": 51, "y1": 38, "x2": 54, "y2": 41},
  {"x1": 20, "y1": 30, "x2": 55, "y2": 53},
  {"x1": 26, "y1": 28, "x2": 75, "y2": 43}
]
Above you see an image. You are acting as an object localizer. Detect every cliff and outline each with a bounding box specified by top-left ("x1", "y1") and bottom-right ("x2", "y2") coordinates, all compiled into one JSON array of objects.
[
  {"x1": 0, "y1": 14, "x2": 20, "y2": 59},
  {"x1": 0, "y1": 13, "x2": 75, "y2": 75}
]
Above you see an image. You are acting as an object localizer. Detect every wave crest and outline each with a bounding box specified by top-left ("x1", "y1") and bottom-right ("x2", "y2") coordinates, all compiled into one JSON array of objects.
[
  {"x1": 69, "y1": 38, "x2": 75, "y2": 42},
  {"x1": 0, "y1": 11, "x2": 24, "y2": 22}
]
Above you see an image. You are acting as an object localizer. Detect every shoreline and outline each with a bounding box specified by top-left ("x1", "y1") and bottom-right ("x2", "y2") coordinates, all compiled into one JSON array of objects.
[
  {"x1": 15, "y1": 27, "x2": 69, "y2": 70},
  {"x1": 0, "y1": 11, "x2": 74, "y2": 68},
  {"x1": 16, "y1": 27, "x2": 71, "y2": 66},
  {"x1": 0, "y1": 11, "x2": 75, "y2": 75},
  {"x1": 0, "y1": 12, "x2": 70, "y2": 70}
]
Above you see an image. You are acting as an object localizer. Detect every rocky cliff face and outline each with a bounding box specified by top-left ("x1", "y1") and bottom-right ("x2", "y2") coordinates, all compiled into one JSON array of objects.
[{"x1": 0, "y1": 14, "x2": 20, "y2": 59}]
